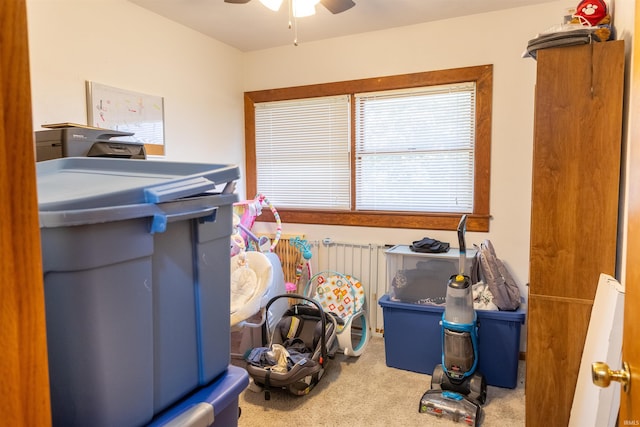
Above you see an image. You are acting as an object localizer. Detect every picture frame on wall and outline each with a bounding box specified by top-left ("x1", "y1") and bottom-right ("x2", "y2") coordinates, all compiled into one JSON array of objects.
[{"x1": 86, "y1": 81, "x2": 165, "y2": 156}]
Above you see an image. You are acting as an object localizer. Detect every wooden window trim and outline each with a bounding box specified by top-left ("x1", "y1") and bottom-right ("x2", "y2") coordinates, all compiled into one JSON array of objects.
[{"x1": 244, "y1": 65, "x2": 493, "y2": 232}]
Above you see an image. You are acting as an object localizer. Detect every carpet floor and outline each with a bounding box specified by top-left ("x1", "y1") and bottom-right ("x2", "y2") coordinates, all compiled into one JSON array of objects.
[{"x1": 236, "y1": 336, "x2": 525, "y2": 426}]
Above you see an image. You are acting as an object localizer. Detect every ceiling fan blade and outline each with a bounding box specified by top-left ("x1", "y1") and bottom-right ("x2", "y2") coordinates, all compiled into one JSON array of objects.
[
  {"x1": 224, "y1": 0, "x2": 252, "y2": 4},
  {"x1": 320, "y1": 0, "x2": 355, "y2": 14}
]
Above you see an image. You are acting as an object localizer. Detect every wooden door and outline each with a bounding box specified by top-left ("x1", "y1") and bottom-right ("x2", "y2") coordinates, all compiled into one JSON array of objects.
[
  {"x1": 0, "y1": 0, "x2": 52, "y2": 425},
  {"x1": 619, "y1": 1, "x2": 640, "y2": 422}
]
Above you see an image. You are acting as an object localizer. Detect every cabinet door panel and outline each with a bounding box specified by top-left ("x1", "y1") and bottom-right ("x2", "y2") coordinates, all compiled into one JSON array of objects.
[
  {"x1": 529, "y1": 41, "x2": 624, "y2": 300},
  {"x1": 525, "y1": 295, "x2": 593, "y2": 427}
]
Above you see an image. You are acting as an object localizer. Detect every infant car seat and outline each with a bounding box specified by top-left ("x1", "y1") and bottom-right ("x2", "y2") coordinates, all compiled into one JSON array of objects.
[
  {"x1": 304, "y1": 271, "x2": 370, "y2": 357},
  {"x1": 245, "y1": 294, "x2": 338, "y2": 399}
]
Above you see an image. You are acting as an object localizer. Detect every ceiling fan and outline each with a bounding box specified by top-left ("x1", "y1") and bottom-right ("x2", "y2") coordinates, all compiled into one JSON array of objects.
[{"x1": 224, "y1": 0, "x2": 356, "y2": 15}]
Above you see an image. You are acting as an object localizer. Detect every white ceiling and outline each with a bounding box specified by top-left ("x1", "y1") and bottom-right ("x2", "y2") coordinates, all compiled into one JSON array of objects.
[{"x1": 129, "y1": 0, "x2": 554, "y2": 52}]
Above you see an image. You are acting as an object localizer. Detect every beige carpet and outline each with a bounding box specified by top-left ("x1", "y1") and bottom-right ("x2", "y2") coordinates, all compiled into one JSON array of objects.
[{"x1": 235, "y1": 336, "x2": 525, "y2": 426}]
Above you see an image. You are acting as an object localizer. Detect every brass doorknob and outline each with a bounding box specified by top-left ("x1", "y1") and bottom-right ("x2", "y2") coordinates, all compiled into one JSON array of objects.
[{"x1": 592, "y1": 361, "x2": 630, "y2": 392}]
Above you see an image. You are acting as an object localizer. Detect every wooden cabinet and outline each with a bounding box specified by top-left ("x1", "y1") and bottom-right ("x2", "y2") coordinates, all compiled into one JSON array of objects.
[{"x1": 526, "y1": 40, "x2": 625, "y2": 427}]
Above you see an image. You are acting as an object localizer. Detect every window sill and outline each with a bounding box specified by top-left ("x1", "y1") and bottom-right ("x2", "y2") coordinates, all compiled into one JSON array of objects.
[{"x1": 257, "y1": 208, "x2": 490, "y2": 232}]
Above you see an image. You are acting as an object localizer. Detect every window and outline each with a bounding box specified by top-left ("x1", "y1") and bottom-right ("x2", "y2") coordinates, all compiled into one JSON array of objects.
[
  {"x1": 355, "y1": 83, "x2": 476, "y2": 213},
  {"x1": 254, "y1": 95, "x2": 351, "y2": 209},
  {"x1": 245, "y1": 65, "x2": 492, "y2": 232}
]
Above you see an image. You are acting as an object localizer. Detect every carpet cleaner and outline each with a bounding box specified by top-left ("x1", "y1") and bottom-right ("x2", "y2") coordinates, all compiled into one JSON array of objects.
[{"x1": 419, "y1": 215, "x2": 487, "y2": 426}]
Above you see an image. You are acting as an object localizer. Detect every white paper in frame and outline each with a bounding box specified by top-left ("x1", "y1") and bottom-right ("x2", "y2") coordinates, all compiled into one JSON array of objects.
[{"x1": 86, "y1": 81, "x2": 165, "y2": 156}]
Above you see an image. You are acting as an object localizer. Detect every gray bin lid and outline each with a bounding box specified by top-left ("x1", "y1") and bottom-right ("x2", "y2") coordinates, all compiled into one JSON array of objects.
[
  {"x1": 36, "y1": 157, "x2": 239, "y2": 232},
  {"x1": 36, "y1": 157, "x2": 240, "y2": 211}
]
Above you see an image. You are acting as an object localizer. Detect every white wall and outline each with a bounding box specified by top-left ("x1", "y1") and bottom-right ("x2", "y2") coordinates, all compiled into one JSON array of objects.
[
  {"x1": 26, "y1": 0, "x2": 598, "y2": 307},
  {"x1": 613, "y1": 0, "x2": 635, "y2": 283},
  {"x1": 27, "y1": 0, "x2": 245, "y2": 165},
  {"x1": 244, "y1": 2, "x2": 571, "y2": 304}
]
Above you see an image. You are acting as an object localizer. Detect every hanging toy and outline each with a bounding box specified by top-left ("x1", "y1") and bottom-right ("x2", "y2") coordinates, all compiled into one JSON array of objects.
[{"x1": 290, "y1": 236, "x2": 313, "y2": 293}]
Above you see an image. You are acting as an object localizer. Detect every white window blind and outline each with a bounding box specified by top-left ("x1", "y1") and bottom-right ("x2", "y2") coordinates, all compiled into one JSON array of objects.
[
  {"x1": 355, "y1": 83, "x2": 476, "y2": 213},
  {"x1": 255, "y1": 95, "x2": 351, "y2": 209}
]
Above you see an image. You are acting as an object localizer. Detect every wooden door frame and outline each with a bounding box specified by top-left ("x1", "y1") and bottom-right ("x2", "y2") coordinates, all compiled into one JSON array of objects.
[
  {"x1": 620, "y1": 0, "x2": 640, "y2": 422},
  {"x1": 0, "y1": 0, "x2": 52, "y2": 424}
]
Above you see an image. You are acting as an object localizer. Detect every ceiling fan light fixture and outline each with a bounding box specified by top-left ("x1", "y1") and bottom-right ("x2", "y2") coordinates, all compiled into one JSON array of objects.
[
  {"x1": 292, "y1": 0, "x2": 320, "y2": 17},
  {"x1": 259, "y1": 0, "x2": 283, "y2": 11}
]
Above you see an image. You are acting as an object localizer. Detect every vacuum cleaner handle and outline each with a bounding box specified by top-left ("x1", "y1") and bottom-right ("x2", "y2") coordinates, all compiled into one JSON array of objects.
[{"x1": 457, "y1": 215, "x2": 467, "y2": 275}]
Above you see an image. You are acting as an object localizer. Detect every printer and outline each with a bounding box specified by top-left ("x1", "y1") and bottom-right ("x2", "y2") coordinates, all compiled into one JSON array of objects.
[{"x1": 35, "y1": 124, "x2": 147, "y2": 162}]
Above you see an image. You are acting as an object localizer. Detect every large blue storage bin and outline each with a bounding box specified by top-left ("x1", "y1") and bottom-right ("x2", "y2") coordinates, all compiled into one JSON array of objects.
[
  {"x1": 148, "y1": 365, "x2": 249, "y2": 427},
  {"x1": 37, "y1": 158, "x2": 239, "y2": 427},
  {"x1": 378, "y1": 294, "x2": 525, "y2": 389}
]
